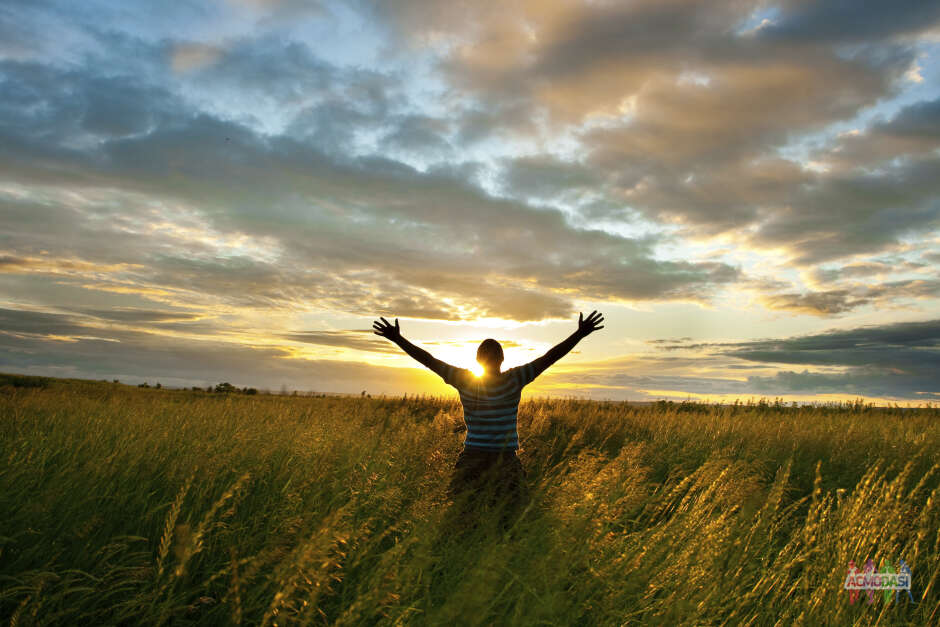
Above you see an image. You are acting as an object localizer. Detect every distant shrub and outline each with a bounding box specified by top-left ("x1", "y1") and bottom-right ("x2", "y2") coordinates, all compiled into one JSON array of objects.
[
  {"x1": 653, "y1": 398, "x2": 716, "y2": 414},
  {"x1": 0, "y1": 373, "x2": 51, "y2": 389}
]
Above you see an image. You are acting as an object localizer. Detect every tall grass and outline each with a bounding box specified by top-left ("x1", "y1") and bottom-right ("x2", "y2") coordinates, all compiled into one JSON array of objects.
[{"x1": 1, "y1": 380, "x2": 938, "y2": 625}]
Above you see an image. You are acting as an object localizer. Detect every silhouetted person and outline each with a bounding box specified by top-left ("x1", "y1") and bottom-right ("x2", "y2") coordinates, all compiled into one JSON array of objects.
[{"x1": 373, "y1": 311, "x2": 605, "y2": 517}]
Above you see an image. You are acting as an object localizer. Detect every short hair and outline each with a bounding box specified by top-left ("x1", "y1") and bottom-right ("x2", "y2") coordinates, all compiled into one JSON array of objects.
[{"x1": 476, "y1": 338, "x2": 504, "y2": 364}]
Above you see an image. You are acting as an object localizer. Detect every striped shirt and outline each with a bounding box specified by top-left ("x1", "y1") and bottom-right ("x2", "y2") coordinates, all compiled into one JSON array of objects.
[{"x1": 430, "y1": 359, "x2": 546, "y2": 452}]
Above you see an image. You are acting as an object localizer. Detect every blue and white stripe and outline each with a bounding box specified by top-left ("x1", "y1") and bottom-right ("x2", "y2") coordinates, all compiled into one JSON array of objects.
[{"x1": 432, "y1": 361, "x2": 543, "y2": 452}]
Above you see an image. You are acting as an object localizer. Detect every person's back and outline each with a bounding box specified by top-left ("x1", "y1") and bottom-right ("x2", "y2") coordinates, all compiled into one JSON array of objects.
[{"x1": 435, "y1": 360, "x2": 541, "y2": 452}]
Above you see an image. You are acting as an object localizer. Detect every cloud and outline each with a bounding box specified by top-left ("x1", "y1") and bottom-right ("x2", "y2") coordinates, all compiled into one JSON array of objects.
[
  {"x1": 540, "y1": 319, "x2": 940, "y2": 401},
  {"x1": 766, "y1": 277, "x2": 940, "y2": 316},
  {"x1": 376, "y1": 0, "x2": 918, "y2": 135},
  {"x1": 372, "y1": 0, "x2": 938, "y2": 271},
  {"x1": 642, "y1": 318, "x2": 940, "y2": 399},
  {"x1": 169, "y1": 42, "x2": 222, "y2": 73},
  {"x1": 654, "y1": 317, "x2": 940, "y2": 352},
  {"x1": 760, "y1": 0, "x2": 940, "y2": 42},
  {"x1": 0, "y1": 306, "x2": 439, "y2": 393},
  {"x1": 75, "y1": 307, "x2": 203, "y2": 324},
  {"x1": 183, "y1": 34, "x2": 393, "y2": 114},
  {"x1": 878, "y1": 98, "x2": 940, "y2": 138},
  {"x1": 0, "y1": 307, "x2": 93, "y2": 338},
  {"x1": 378, "y1": 114, "x2": 452, "y2": 158},
  {"x1": 815, "y1": 97, "x2": 940, "y2": 170},
  {"x1": 753, "y1": 158, "x2": 940, "y2": 265},
  {"x1": 282, "y1": 329, "x2": 398, "y2": 354},
  {"x1": 498, "y1": 155, "x2": 603, "y2": 201},
  {"x1": 811, "y1": 260, "x2": 928, "y2": 284},
  {"x1": 0, "y1": 46, "x2": 740, "y2": 322},
  {"x1": 743, "y1": 368, "x2": 932, "y2": 399}
]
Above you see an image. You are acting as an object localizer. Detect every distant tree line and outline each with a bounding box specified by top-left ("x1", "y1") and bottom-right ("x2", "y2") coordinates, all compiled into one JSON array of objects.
[
  {"x1": 134, "y1": 381, "x2": 258, "y2": 395},
  {"x1": 0, "y1": 373, "x2": 51, "y2": 388},
  {"x1": 126, "y1": 381, "x2": 334, "y2": 396},
  {"x1": 651, "y1": 397, "x2": 893, "y2": 414},
  {"x1": 209, "y1": 382, "x2": 258, "y2": 395}
]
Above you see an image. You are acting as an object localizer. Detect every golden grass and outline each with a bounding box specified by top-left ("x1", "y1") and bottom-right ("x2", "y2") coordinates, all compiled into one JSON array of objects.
[{"x1": 0, "y1": 379, "x2": 937, "y2": 625}]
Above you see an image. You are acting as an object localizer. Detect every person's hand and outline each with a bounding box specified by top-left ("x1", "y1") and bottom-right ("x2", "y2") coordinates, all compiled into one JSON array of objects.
[
  {"x1": 577, "y1": 311, "x2": 604, "y2": 337},
  {"x1": 373, "y1": 316, "x2": 401, "y2": 342}
]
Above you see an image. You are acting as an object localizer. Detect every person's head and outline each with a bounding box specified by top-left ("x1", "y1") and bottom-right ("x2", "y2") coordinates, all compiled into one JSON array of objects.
[{"x1": 476, "y1": 338, "x2": 504, "y2": 374}]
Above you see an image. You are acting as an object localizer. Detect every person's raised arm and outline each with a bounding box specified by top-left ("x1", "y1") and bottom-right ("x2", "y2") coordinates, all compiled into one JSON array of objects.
[
  {"x1": 372, "y1": 316, "x2": 443, "y2": 371},
  {"x1": 373, "y1": 317, "x2": 471, "y2": 387},
  {"x1": 527, "y1": 311, "x2": 604, "y2": 379}
]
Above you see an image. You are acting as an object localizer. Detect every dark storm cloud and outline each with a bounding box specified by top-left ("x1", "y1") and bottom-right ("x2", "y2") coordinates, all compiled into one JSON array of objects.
[
  {"x1": 737, "y1": 318, "x2": 940, "y2": 353},
  {"x1": 745, "y1": 368, "x2": 938, "y2": 400},
  {"x1": 817, "y1": 97, "x2": 940, "y2": 169},
  {"x1": 0, "y1": 305, "x2": 210, "y2": 337},
  {"x1": 761, "y1": 0, "x2": 940, "y2": 42},
  {"x1": 644, "y1": 318, "x2": 940, "y2": 399},
  {"x1": 653, "y1": 318, "x2": 940, "y2": 353},
  {"x1": 875, "y1": 97, "x2": 940, "y2": 139},
  {"x1": 0, "y1": 307, "x2": 92, "y2": 337}
]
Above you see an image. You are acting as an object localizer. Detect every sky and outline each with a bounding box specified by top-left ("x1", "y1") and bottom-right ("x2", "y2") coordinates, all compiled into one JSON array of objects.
[{"x1": 1, "y1": 0, "x2": 938, "y2": 403}]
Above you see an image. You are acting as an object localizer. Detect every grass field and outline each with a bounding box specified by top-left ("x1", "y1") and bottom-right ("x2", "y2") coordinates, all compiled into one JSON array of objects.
[{"x1": 1, "y1": 375, "x2": 938, "y2": 625}]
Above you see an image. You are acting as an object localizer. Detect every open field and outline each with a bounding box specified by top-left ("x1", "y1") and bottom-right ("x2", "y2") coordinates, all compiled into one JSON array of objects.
[{"x1": 1, "y1": 375, "x2": 938, "y2": 625}]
